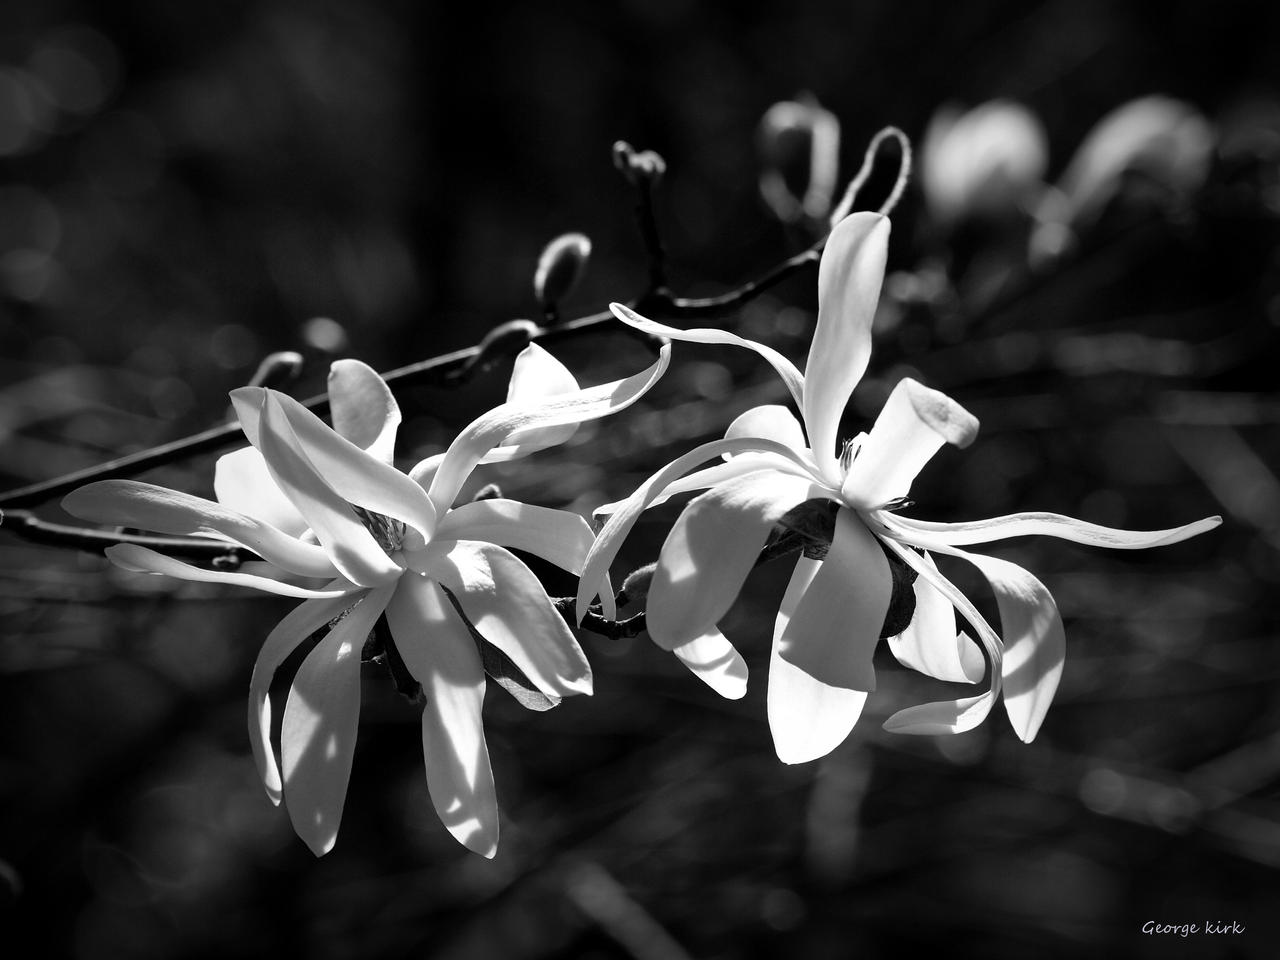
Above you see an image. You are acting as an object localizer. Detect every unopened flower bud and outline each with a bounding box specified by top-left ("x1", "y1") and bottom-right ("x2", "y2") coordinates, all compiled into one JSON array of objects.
[
  {"x1": 612, "y1": 141, "x2": 667, "y2": 186},
  {"x1": 533, "y1": 232, "x2": 592, "y2": 309},
  {"x1": 757, "y1": 96, "x2": 840, "y2": 223}
]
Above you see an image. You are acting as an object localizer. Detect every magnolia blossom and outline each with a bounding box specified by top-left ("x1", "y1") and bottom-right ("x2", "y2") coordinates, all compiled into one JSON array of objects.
[
  {"x1": 64, "y1": 343, "x2": 670, "y2": 857},
  {"x1": 577, "y1": 211, "x2": 1220, "y2": 764}
]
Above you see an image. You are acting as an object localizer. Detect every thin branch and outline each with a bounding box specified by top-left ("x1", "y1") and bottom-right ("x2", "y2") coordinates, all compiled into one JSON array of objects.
[{"x1": 0, "y1": 509, "x2": 255, "y2": 563}]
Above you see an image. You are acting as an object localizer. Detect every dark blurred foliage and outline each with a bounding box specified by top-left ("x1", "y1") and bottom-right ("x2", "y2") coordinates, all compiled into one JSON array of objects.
[{"x1": 2, "y1": 0, "x2": 1280, "y2": 957}]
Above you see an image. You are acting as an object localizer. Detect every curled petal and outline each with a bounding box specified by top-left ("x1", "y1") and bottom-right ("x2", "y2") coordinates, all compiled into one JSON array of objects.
[
  {"x1": 883, "y1": 691, "x2": 997, "y2": 735},
  {"x1": 841, "y1": 378, "x2": 978, "y2": 509},
  {"x1": 609, "y1": 302, "x2": 805, "y2": 411},
  {"x1": 888, "y1": 552, "x2": 985, "y2": 684},
  {"x1": 767, "y1": 557, "x2": 868, "y2": 764},
  {"x1": 214, "y1": 446, "x2": 308, "y2": 537},
  {"x1": 647, "y1": 470, "x2": 819, "y2": 650},
  {"x1": 485, "y1": 344, "x2": 580, "y2": 457},
  {"x1": 575, "y1": 435, "x2": 823, "y2": 625},
  {"x1": 385, "y1": 575, "x2": 499, "y2": 858},
  {"x1": 805, "y1": 212, "x2": 889, "y2": 481},
  {"x1": 883, "y1": 511, "x2": 1222, "y2": 550},
  {"x1": 64, "y1": 480, "x2": 334, "y2": 578},
  {"x1": 724, "y1": 405, "x2": 808, "y2": 455},
  {"x1": 427, "y1": 343, "x2": 670, "y2": 513},
  {"x1": 435, "y1": 541, "x2": 593, "y2": 699},
  {"x1": 776, "y1": 508, "x2": 891, "y2": 692},
  {"x1": 593, "y1": 452, "x2": 813, "y2": 518},
  {"x1": 672, "y1": 629, "x2": 748, "y2": 700},
  {"x1": 281, "y1": 585, "x2": 393, "y2": 856},
  {"x1": 103, "y1": 544, "x2": 358, "y2": 599},
  {"x1": 327, "y1": 359, "x2": 402, "y2": 464}
]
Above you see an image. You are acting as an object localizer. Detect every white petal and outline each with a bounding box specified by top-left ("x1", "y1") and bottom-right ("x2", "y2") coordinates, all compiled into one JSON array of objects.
[
  {"x1": 214, "y1": 446, "x2": 308, "y2": 536},
  {"x1": 327, "y1": 359, "x2": 402, "y2": 464},
  {"x1": 884, "y1": 511, "x2": 1222, "y2": 550},
  {"x1": 575, "y1": 435, "x2": 824, "y2": 625},
  {"x1": 254, "y1": 394, "x2": 404, "y2": 587},
  {"x1": 671, "y1": 629, "x2": 748, "y2": 700},
  {"x1": 64, "y1": 480, "x2": 335, "y2": 578},
  {"x1": 776, "y1": 508, "x2": 891, "y2": 692},
  {"x1": 841, "y1": 378, "x2": 979, "y2": 508},
  {"x1": 249, "y1": 588, "x2": 361, "y2": 802},
  {"x1": 281, "y1": 585, "x2": 392, "y2": 856},
  {"x1": 883, "y1": 691, "x2": 996, "y2": 735},
  {"x1": 433, "y1": 541, "x2": 592, "y2": 698},
  {"x1": 232, "y1": 387, "x2": 436, "y2": 540},
  {"x1": 887, "y1": 552, "x2": 985, "y2": 684},
  {"x1": 767, "y1": 557, "x2": 868, "y2": 764},
  {"x1": 592, "y1": 453, "x2": 812, "y2": 518},
  {"x1": 104, "y1": 544, "x2": 359, "y2": 599},
  {"x1": 723, "y1": 405, "x2": 808, "y2": 455},
  {"x1": 609, "y1": 302, "x2": 805, "y2": 410},
  {"x1": 489, "y1": 343, "x2": 580, "y2": 455},
  {"x1": 804, "y1": 212, "x2": 889, "y2": 481},
  {"x1": 647, "y1": 470, "x2": 818, "y2": 650},
  {"x1": 427, "y1": 343, "x2": 670, "y2": 513},
  {"x1": 385, "y1": 575, "x2": 499, "y2": 858}
]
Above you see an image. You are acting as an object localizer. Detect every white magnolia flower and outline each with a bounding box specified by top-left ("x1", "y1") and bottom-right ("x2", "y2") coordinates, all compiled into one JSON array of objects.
[
  {"x1": 65, "y1": 343, "x2": 670, "y2": 856},
  {"x1": 577, "y1": 211, "x2": 1220, "y2": 764}
]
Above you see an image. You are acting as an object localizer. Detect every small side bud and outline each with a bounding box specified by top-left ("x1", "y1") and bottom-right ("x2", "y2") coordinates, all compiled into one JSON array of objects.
[
  {"x1": 757, "y1": 96, "x2": 841, "y2": 223},
  {"x1": 612, "y1": 140, "x2": 667, "y2": 186},
  {"x1": 534, "y1": 232, "x2": 592, "y2": 310},
  {"x1": 617, "y1": 562, "x2": 656, "y2": 610},
  {"x1": 248, "y1": 350, "x2": 304, "y2": 389}
]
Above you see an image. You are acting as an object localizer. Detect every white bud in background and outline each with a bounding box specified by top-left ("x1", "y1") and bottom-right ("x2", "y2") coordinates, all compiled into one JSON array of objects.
[
  {"x1": 757, "y1": 96, "x2": 841, "y2": 223},
  {"x1": 533, "y1": 232, "x2": 591, "y2": 309}
]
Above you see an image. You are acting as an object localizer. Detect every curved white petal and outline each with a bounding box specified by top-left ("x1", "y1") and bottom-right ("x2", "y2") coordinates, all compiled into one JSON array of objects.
[
  {"x1": 385, "y1": 575, "x2": 499, "y2": 858},
  {"x1": 232, "y1": 387, "x2": 436, "y2": 541},
  {"x1": 724, "y1": 405, "x2": 808, "y2": 456},
  {"x1": 575, "y1": 435, "x2": 824, "y2": 625},
  {"x1": 672, "y1": 629, "x2": 748, "y2": 700},
  {"x1": 64, "y1": 480, "x2": 335, "y2": 578},
  {"x1": 487, "y1": 343, "x2": 580, "y2": 456},
  {"x1": 841, "y1": 378, "x2": 979, "y2": 508},
  {"x1": 767, "y1": 557, "x2": 868, "y2": 764},
  {"x1": 883, "y1": 511, "x2": 1222, "y2": 550},
  {"x1": 427, "y1": 343, "x2": 670, "y2": 513},
  {"x1": 327, "y1": 359, "x2": 402, "y2": 464},
  {"x1": 249, "y1": 587, "x2": 362, "y2": 802},
  {"x1": 805, "y1": 212, "x2": 889, "y2": 481},
  {"x1": 775, "y1": 508, "x2": 891, "y2": 692},
  {"x1": 609, "y1": 302, "x2": 805, "y2": 411},
  {"x1": 214, "y1": 446, "x2": 308, "y2": 536},
  {"x1": 281, "y1": 585, "x2": 393, "y2": 856},
  {"x1": 254, "y1": 394, "x2": 404, "y2": 587},
  {"x1": 647, "y1": 470, "x2": 819, "y2": 650},
  {"x1": 103, "y1": 544, "x2": 359, "y2": 599},
  {"x1": 431, "y1": 540, "x2": 592, "y2": 699},
  {"x1": 592, "y1": 453, "x2": 813, "y2": 518},
  {"x1": 883, "y1": 691, "x2": 997, "y2": 735},
  {"x1": 408, "y1": 452, "x2": 445, "y2": 491},
  {"x1": 887, "y1": 552, "x2": 985, "y2": 684}
]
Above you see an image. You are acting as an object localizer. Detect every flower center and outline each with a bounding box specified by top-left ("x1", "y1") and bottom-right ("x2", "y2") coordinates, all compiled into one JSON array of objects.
[{"x1": 353, "y1": 506, "x2": 407, "y2": 555}]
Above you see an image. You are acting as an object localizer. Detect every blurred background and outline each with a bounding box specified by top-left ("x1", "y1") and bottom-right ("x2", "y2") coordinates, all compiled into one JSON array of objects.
[{"x1": 1, "y1": 0, "x2": 1279, "y2": 956}]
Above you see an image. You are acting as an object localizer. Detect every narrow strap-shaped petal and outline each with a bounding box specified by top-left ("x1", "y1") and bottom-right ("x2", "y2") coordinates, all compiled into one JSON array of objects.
[
  {"x1": 804, "y1": 212, "x2": 890, "y2": 481},
  {"x1": 432, "y1": 540, "x2": 593, "y2": 698},
  {"x1": 883, "y1": 691, "x2": 997, "y2": 735},
  {"x1": 486, "y1": 343, "x2": 580, "y2": 457},
  {"x1": 883, "y1": 511, "x2": 1222, "y2": 549},
  {"x1": 214, "y1": 446, "x2": 309, "y2": 537},
  {"x1": 767, "y1": 557, "x2": 869, "y2": 764},
  {"x1": 575, "y1": 435, "x2": 825, "y2": 625},
  {"x1": 249, "y1": 588, "x2": 362, "y2": 802},
  {"x1": 609, "y1": 302, "x2": 805, "y2": 411},
  {"x1": 281, "y1": 584, "x2": 393, "y2": 855},
  {"x1": 232, "y1": 387, "x2": 436, "y2": 540},
  {"x1": 327, "y1": 359, "x2": 401, "y2": 464},
  {"x1": 592, "y1": 452, "x2": 812, "y2": 518},
  {"x1": 887, "y1": 551, "x2": 985, "y2": 684},
  {"x1": 65, "y1": 480, "x2": 335, "y2": 578},
  {"x1": 254, "y1": 394, "x2": 404, "y2": 587},
  {"x1": 103, "y1": 544, "x2": 359, "y2": 599},
  {"x1": 724, "y1": 404, "x2": 808, "y2": 455},
  {"x1": 775, "y1": 507, "x2": 891, "y2": 692},
  {"x1": 671, "y1": 629, "x2": 748, "y2": 700},
  {"x1": 841, "y1": 378, "x2": 979, "y2": 508},
  {"x1": 385, "y1": 575, "x2": 498, "y2": 858},
  {"x1": 427, "y1": 342, "x2": 671, "y2": 514},
  {"x1": 647, "y1": 470, "x2": 819, "y2": 650}
]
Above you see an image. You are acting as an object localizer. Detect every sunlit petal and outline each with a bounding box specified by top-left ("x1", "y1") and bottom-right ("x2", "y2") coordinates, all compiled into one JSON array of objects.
[
  {"x1": 427, "y1": 343, "x2": 670, "y2": 513},
  {"x1": 883, "y1": 691, "x2": 997, "y2": 735},
  {"x1": 671, "y1": 629, "x2": 748, "y2": 700},
  {"x1": 281, "y1": 585, "x2": 393, "y2": 856},
  {"x1": 724, "y1": 405, "x2": 808, "y2": 455},
  {"x1": 64, "y1": 479, "x2": 335, "y2": 578},
  {"x1": 385, "y1": 575, "x2": 498, "y2": 858},
  {"x1": 327, "y1": 359, "x2": 402, "y2": 464},
  {"x1": 485, "y1": 343, "x2": 580, "y2": 457},
  {"x1": 647, "y1": 470, "x2": 818, "y2": 650},
  {"x1": 214, "y1": 446, "x2": 308, "y2": 536},
  {"x1": 103, "y1": 544, "x2": 359, "y2": 599},
  {"x1": 805, "y1": 212, "x2": 889, "y2": 481},
  {"x1": 841, "y1": 378, "x2": 979, "y2": 508},
  {"x1": 593, "y1": 452, "x2": 813, "y2": 518},
  {"x1": 776, "y1": 508, "x2": 891, "y2": 691},
  {"x1": 767, "y1": 557, "x2": 868, "y2": 763},
  {"x1": 883, "y1": 511, "x2": 1223, "y2": 549},
  {"x1": 887, "y1": 551, "x2": 985, "y2": 684}
]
